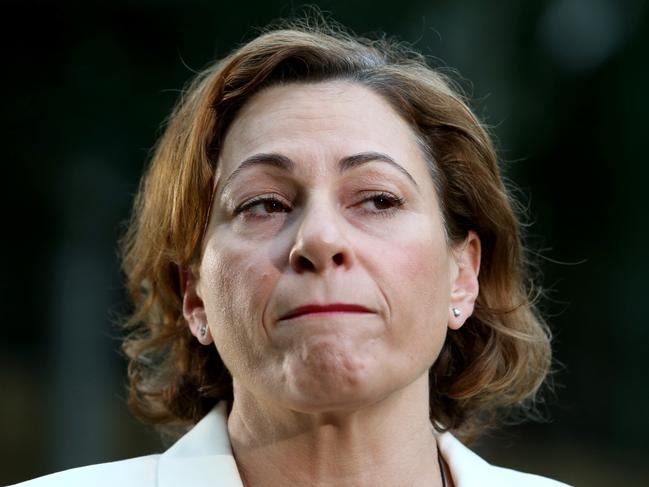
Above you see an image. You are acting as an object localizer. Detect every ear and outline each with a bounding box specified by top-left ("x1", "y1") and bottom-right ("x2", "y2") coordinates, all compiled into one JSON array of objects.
[
  {"x1": 181, "y1": 266, "x2": 213, "y2": 346},
  {"x1": 448, "y1": 230, "x2": 481, "y2": 331}
]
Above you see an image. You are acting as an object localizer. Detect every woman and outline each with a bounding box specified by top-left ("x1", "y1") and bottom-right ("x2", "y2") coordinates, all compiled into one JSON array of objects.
[{"x1": 14, "y1": 19, "x2": 570, "y2": 487}]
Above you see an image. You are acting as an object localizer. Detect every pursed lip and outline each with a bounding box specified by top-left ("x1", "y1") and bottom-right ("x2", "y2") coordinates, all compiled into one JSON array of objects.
[{"x1": 279, "y1": 303, "x2": 373, "y2": 321}]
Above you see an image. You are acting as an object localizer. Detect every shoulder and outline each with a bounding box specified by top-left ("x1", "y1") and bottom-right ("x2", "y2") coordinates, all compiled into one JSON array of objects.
[
  {"x1": 8, "y1": 454, "x2": 160, "y2": 487},
  {"x1": 10, "y1": 403, "x2": 243, "y2": 487},
  {"x1": 437, "y1": 431, "x2": 572, "y2": 487}
]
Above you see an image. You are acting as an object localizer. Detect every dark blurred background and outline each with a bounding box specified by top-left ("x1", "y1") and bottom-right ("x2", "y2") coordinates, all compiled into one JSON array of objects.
[{"x1": 2, "y1": 0, "x2": 648, "y2": 485}]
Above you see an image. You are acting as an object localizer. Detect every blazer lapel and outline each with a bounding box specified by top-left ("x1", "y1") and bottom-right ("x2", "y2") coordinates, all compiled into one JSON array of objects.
[
  {"x1": 157, "y1": 403, "x2": 244, "y2": 487},
  {"x1": 437, "y1": 430, "x2": 491, "y2": 486}
]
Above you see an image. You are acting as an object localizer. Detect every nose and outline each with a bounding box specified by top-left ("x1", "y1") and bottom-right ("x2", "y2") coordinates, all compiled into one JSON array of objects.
[{"x1": 289, "y1": 199, "x2": 354, "y2": 274}]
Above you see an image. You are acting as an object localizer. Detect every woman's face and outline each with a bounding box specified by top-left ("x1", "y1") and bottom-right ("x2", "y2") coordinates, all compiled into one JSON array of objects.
[{"x1": 189, "y1": 81, "x2": 476, "y2": 413}]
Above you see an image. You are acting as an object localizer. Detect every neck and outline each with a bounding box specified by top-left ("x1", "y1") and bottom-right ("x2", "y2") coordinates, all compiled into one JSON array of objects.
[{"x1": 227, "y1": 374, "x2": 445, "y2": 487}]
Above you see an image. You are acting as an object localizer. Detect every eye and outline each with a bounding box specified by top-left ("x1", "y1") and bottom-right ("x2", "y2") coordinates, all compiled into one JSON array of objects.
[
  {"x1": 358, "y1": 192, "x2": 405, "y2": 215},
  {"x1": 234, "y1": 195, "x2": 292, "y2": 218}
]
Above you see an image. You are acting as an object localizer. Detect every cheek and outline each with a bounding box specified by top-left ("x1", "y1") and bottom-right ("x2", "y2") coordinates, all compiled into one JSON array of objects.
[
  {"x1": 384, "y1": 229, "x2": 450, "y2": 303},
  {"x1": 199, "y1": 236, "x2": 278, "y2": 362},
  {"x1": 371, "y1": 225, "x2": 451, "y2": 349}
]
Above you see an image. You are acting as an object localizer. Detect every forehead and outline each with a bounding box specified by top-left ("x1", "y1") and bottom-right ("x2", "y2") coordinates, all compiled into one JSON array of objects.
[{"x1": 217, "y1": 81, "x2": 432, "y2": 185}]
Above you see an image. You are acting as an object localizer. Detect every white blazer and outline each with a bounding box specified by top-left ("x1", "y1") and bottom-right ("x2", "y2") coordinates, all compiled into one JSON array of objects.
[{"x1": 11, "y1": 403, "x2": 570, "y2": 487}]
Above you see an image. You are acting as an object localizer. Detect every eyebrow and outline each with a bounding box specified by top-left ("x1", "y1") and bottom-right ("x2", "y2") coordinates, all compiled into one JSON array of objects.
[{"x1": 220, "y1": 151, "x2": 419, "y2": 194}]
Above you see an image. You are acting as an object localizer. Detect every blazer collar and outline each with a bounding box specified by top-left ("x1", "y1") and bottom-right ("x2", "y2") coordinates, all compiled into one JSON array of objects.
[
  {"x1": 158, "y1": 402, "x2": 244, "y2": 487},
  {"x1": 436, "y1": 429, "x2": 491, "y2": 486}
]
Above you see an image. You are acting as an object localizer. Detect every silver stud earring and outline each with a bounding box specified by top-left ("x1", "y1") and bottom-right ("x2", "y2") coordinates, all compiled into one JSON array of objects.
[
  {"x1": 199, "y1": 323, "x2": 207, "y2": 337},
  {"x1": 452, "y1": 307, "x2": 461, "y2": 318}
]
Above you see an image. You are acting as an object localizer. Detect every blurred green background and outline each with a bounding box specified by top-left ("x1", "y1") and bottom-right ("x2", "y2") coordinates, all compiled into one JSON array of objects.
[{"x1": 2, "y1": 0, "x2": 648, "y2": 485}]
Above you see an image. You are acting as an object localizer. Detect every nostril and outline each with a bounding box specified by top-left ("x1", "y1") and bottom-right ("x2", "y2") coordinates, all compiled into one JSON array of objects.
[
  {"x1": 298, "y1": 255, "x2": 315, "y2": 271},
  {"x1": 332, "y1": 253, "x2": 344, "y2": 266}
]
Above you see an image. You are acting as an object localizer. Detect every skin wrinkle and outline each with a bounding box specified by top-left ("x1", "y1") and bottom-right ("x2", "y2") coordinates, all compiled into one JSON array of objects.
[{"x1": 188, "y1": 80, "x2": 478, "y2": 486}]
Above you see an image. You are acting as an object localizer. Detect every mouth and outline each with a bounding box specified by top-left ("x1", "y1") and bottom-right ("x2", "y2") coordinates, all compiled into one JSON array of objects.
[{"x1": 279, "y1": 303, "x2": 374, "y2": 321}]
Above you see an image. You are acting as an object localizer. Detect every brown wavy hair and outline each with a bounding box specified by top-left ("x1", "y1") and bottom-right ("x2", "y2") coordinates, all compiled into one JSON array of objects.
[{"x1": 120, "y1": 18, "x2": 552, "y2": 443}]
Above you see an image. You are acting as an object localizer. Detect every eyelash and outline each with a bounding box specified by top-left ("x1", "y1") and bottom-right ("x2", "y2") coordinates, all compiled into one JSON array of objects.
[
  {"x1": 233, "y1": 192, "x2": 405, "y2": 219},
  {"x1": 357, "y1": 192, "x2": 405, "y2": 216},
  {"x1": 234, "y1": 195, "x2": 292, "y2": 217}
]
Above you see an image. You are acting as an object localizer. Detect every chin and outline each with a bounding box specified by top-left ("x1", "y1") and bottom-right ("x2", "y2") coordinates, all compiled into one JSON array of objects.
[{"x1": 278, "y1": 342, "x2": 390, "y2": 414}]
